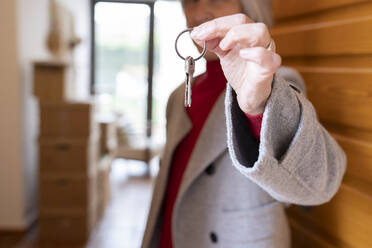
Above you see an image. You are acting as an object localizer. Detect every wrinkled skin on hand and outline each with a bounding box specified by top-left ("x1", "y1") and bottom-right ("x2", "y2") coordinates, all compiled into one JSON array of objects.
[{"x1": 190, "y1": 13, "x2": 282, "y2": 115}]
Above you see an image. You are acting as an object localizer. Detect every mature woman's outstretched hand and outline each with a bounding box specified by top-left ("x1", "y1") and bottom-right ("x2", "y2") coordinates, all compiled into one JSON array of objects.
[{"x1": 190, "y1": 13, "x2": 282, "y2": 115}]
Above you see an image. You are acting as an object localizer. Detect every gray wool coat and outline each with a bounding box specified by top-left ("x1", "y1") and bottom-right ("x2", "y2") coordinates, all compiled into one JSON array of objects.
[{"x1": 141, "y1": 66, "x2": 347, "y2": 248}]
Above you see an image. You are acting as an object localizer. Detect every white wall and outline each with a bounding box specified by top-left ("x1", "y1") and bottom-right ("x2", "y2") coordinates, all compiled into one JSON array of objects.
[
  {"x1": 17, "y1": 0, "x2": 50, "y2": 228},
  {"x1": 0, "y1": 0, "x2": 91, "y2": 229},
  {"x1": 0, "y1": 0, "x2": 27, "y2": 229},
  {"x1": 62, "y1": 0, "x2": 91, "y2": 101}
]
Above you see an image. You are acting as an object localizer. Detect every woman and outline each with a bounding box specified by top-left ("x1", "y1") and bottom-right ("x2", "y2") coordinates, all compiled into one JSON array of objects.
[{"x1": 141, "y1": 0, "x2": 347, "y2": 247}]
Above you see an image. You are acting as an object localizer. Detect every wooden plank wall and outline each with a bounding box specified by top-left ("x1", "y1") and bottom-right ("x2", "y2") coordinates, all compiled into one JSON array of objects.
[{"x1": 271, "y1": 1, "x2": 372, "y2": 247}]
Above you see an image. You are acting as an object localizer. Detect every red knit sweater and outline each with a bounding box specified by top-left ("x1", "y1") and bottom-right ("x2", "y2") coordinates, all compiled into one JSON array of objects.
[{"x1": 158, "y1": 59, "x2": 263, "y2": 248}]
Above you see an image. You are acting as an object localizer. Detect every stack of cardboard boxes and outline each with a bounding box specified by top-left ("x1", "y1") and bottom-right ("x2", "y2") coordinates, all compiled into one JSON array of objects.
[
  {"x1": 34, "y1": 61, "x2": 100, "y2": 245},
  {"x1": 97, "y1": 119, "x2": 117, "y2": 219}
]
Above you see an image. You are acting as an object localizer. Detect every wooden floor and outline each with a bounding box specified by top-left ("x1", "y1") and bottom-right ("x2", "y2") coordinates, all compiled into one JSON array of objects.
[{"x1": 6, "y1": 160, "x2": 154, "y2": 248}]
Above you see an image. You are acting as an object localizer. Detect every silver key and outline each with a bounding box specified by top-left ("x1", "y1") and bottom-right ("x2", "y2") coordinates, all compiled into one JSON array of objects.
[
  {"x1": 184, "y1": 56, "x2": 195, "y2": 107},
  {"x1": 175, "y1": 28, "x2": 206, "y2": 107}
]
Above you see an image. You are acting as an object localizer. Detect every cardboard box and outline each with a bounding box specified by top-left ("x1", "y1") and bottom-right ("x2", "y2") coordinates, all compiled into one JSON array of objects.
[
  {"x1": 39, "y1": 135, "x2": 99, "y2": 175},
  {"x1": 96, "y1": 156, "x2": 112, "y2": 220},
  {"x1": 39, "y1": 172, "x2": 97, "y2": 210},
  {"x1": 98, "y1": 119, "x2": 118, "y2": 157},
  {"x1": 33, "y1": 61, "x2": 70, "y2": 103},
  {"x1": 39, "y1": 203, "x2": 97, "y2": 245},
  {"x1": 39, "y1": 102, "x2": 96, "y2": 137}
]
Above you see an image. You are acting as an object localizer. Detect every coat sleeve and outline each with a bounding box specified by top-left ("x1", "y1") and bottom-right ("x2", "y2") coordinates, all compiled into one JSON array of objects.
[{"x1": 224, "y1": 67, "x2": 347, "y2": 206}]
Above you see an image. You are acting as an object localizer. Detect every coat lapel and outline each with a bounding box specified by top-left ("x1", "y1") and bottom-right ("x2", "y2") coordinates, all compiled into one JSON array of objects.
[
  {"x1": 142, "y1": 85, "x2": 228, "y2": 248},
  {"x1": 161, "y1": 84, "x2": 192, "y2": 176},
  {"x1": 175, "y1": 88, "x2": 228, "y2": 210},
  {"x1": 141, "y1": 84, "x2": 192, "y2": 248}
]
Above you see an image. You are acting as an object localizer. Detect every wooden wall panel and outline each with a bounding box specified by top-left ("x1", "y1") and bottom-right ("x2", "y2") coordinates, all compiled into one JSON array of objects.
[
  {"x1": 289, "y1": 218, "x2": 338, "y2": 248},
  {"x1": 272, "y1": 1, "x2": 372, "y2": 247},
  {"x1": 275, "y1": 1, "x2": 372, "y2": 28},
  {"x1": 302, "y1": 71, "x2": 372, "y2": 130},
  {"x1": 273, "y1": 0, "x2": 370, "y2": 20},
  {"x1": 287, "y1": 177, "x2": 372, "y2": 248},
  {"x1": 272, "y1": 17, "x2": 372, "y2": 57},
  {"x1": 327, "y1": 123, "x2": 372, "y2": 184},
  {"x1": 283, "y1": 55, "x2": 372, "y2": 69},
  {"x1": 334, "y1": 133, "x2": 372, "y2": 183}
]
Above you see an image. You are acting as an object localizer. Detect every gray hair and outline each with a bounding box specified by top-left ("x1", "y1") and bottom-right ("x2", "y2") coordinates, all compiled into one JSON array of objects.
[{"x1": 240, "y1": 0, "x2": 273, "y2": 28}]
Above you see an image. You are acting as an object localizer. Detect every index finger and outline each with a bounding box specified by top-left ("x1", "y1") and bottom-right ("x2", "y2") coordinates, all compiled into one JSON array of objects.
[{"x1": 190, "y1": 13, "x2": 254, "y2": 41}]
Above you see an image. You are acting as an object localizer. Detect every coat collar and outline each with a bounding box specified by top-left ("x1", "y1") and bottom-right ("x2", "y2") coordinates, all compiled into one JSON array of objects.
[{"x1": 160, "y1": 84, "x2": 192, "y2": 177}]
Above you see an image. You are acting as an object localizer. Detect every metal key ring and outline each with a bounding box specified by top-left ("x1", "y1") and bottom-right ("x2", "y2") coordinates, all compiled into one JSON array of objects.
[{"x1": 175, "y1": 28, "x2": 207, "y2": 61}]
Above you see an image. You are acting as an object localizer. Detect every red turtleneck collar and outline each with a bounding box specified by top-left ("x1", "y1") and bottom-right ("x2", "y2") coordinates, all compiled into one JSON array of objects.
[
  {"x1": 192, "y1": 59, "x2": 226, "y2": 90},
  {"x1": 186, "y1": 59, "x2": 227, "y2": 124}
]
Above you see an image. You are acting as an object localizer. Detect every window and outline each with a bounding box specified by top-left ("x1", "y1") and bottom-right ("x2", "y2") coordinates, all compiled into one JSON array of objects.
[{"x1": 91, "y1": 0, "x2": 205, "y2": 157}]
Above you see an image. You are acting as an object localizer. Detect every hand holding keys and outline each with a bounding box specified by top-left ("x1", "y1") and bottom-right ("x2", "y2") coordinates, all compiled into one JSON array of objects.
[{"x1": 175, "y1": 28, "x2": 207, "y2": 107}]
